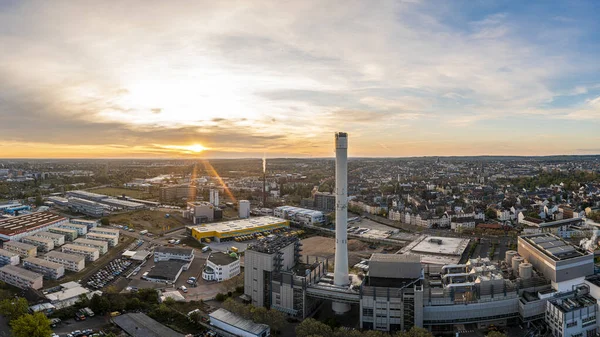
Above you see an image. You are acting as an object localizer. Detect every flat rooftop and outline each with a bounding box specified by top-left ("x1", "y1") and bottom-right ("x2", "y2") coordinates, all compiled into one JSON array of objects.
[
  {"x1": 155, "y1": 246, "x2": 193, "y2": 256},
  {"x1": 33, "y1": 231, "x2": 65, "y2": 239},
  {"x1": 46, "y1": 251, "x2": 85, "y2": 263},
  {"x1": 208, "y1": 252, "x2": 238, "y2": 266},
  {"x1": 189, "y1": 216, "x2": 286, "y2": 233},
  {"x1": 0, "y1": 212, "x2": 66, "y2": 236},
  {"x1": 0, "y1": 248, "x2": 18, "y2": 257},
  {"x1": 73, "y1": 238, "x2": 108, "y2": 246},
  {"x1": 521, "y1": 233, "x2": 588, "y2": 261},
  {"x1": 22, "y1": 235, "x2": 54, "y2": 245},
  {"x1": 248, "y1": 235, "x2": 299, "y2": 254},
  {"x1": 67, "y1": 190, "x2": 107, "y2": 199},
  {"x1": 409, "y1": 236, "x2": 470, "y2": 256},
  {"x1": 113, "y1": 313, "x2": 184, "y2": 337},
  {"x1": 24, "y1": 257, "x2": 63, "y2": 269},
  {"x1": 89, "y1": 228, "x2": 119, "y2": 235},
  {"x1": 549, "y1": 292, "x2": 597, "y2": 313},
  {"x1": 210, "y1": 308, "x2": 269, "y2": 336},
  {"x1": 62, "y1": 244, "x2": 98, "y2": 253},
  {"x1": 4, "y1": 241, "x2": 36, "y2": 251},
  {"x1": 100, "y1": 198, "x2": 144, "y2": 208}
]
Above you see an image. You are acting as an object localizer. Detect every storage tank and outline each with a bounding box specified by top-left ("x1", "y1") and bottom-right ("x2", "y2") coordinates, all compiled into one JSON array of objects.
[
  {"x1": 505, "y1": 250, "x2": 518, "y2": 265},
  {"x1": 519, "y1": 263, "x2": 533, "y2": 280},
  {"x1": 239, "y1": 200, "x2": 250, "y2": 219},
  {"x1": 512, "y1": 256, "x2": 524, "y2": 273}
]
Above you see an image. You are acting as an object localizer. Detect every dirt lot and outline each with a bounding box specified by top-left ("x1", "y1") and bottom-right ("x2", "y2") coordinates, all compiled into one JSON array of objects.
[
  {"x1": 108, "y1": 210, "x2": 187, "y2": 234},
  {"x1": 89, "y1": 187, "x2": 155, "y2": 200},
  {"x1": 300, "y1": 236, "x2": 390, "y2": 267}
]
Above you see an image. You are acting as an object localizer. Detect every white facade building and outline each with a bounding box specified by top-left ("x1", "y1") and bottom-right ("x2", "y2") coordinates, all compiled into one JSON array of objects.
[
  {"x1": 45, "y1": 251, "x2": 85, "y2": 272},
  {"x1": 0, "y1": 248, "x2": 20, "y2": 266},
  {"x1": 203, "y1": 252, "x2": 240, "y2": 282}
]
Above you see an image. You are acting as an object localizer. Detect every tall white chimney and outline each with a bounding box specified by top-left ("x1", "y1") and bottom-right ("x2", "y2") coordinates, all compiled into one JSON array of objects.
[{"x1": 333, "y1": 132, "x2": 351, "y2": 314}]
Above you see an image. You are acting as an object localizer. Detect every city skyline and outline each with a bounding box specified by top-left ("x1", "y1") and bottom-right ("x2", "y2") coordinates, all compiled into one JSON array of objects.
[{"x1": 1, "y1": 0, "x2": 600, "y2": 158}]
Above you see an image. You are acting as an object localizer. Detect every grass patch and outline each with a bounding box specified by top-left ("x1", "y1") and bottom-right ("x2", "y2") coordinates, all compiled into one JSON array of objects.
[
  {"x1": 180, "y1": 237, "x2": 205, "y2": 249},
  {"x1": 89, "y1": 187, "x2": 155, "y2": 200},
  {"x1": 108, "y1": 210, "x2": 186, "y2": 234}
]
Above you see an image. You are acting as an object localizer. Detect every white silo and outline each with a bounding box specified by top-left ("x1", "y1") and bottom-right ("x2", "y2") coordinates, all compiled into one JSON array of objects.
[
  {"x1": 239, "y1": 200, "x2": 250, "y2": 219},
  {"x1": 505, "y1": 250, "x2": 518, "y2": 265},
  {"x1": 519, "y1": 263, "x2": 533, "y2": 280},
  {"x1": 512, "y1": 256, "x2": 524, "y2": 273}
]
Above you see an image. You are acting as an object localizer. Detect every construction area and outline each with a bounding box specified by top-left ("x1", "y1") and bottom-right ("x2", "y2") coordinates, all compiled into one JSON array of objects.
[{"x1": 108, "y1": 210, "x2": 187, "y2": 234}]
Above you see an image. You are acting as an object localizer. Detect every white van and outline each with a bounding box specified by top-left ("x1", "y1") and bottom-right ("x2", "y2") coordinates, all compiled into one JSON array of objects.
[{"x1": 180, "y1": 285, "x2": 188, "y2": 293}]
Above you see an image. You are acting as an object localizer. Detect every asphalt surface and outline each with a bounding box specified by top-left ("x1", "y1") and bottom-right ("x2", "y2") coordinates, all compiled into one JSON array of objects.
[{"x1": 52, "y1": 315, "x2": 110, "y2": 336}]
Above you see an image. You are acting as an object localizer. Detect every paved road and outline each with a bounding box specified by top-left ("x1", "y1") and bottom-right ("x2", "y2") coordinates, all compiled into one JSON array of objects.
[{"x1": 53, "y1": 316, "x2": 110, "y2": 336}]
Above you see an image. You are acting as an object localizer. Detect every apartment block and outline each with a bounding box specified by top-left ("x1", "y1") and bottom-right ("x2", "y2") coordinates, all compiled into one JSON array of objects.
[
  {"x1": 49, "y1": 227, "x2": 78, "y2": 241},
  {"x1": 23, "y1": 257, "x2": 65, "y2": 280},
  {"x1": 69, "y1": 219, "x2": 98, "y2": 230},
  {"x1": 86, "y1": 232, "x2": 118, "y2": 247},
  {"x1": 0, "y1": 265, "x2": 43, "y2": 290},
  {"x1": 59, "y1": 223, "x2": 88, "y2": 236},
  {"x1": 21, "y1": 235, "x2": 54, "y2": 252},
  {"x1": 45, "y1": 251, "x2": 85, "y2": 272},
  {"x1": 0, "y1": 248, "x2": 20, "y2": 266},
  {"x1": 32, "y1": 231, "x2": 65, "y2": 247},
  {"x1": 3, "y1": 241, "x2": 37, "y2": 258},
  {"x1": 89, "y1": 228, "x2": 119, "y2": 240},
  {"x1": 61, "y1": 244, "x2": 99, "y2": 261},
  {"x1": 72, "y1": 238, "x2": 108, "y2": 254}
]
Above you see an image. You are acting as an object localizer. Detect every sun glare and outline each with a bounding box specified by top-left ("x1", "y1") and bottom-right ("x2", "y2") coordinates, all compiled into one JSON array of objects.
[{"x1": 186, "y1": 144, "x2": 206, "y2": 153}]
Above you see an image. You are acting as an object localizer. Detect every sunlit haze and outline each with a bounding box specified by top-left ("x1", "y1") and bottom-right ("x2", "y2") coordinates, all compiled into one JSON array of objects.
[{"x1": 1, "y1": 1, "x2": 600, "y2": 158}]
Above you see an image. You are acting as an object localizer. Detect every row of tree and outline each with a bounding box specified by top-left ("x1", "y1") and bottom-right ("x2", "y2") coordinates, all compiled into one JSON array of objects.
[
  {"x1": 221, "y1": 298, "x2": 287, "y2": 334},
  {"x1": 0, "y1": 297, "x2": 53, "y2": 337}
]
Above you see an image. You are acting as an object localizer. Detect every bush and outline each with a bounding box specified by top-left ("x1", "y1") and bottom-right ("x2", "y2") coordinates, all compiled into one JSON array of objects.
[
  {"x1": 227, "y1": 291, "x2": 232, "y2": 297},
  {"x1": 215, "y1": 293, "x2": 227, "y2": 302},
  {"x1": 235, "y1": 286, "x2": 244, "y2": 293}
]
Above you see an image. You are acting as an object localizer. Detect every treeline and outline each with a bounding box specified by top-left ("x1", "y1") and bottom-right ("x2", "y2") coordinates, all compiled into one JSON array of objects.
[{"x1": 508, "y1": 170, "x2": 598, "y2": 191}]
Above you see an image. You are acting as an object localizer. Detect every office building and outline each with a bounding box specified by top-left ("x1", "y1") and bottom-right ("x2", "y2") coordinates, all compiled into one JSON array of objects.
[
  {"x1": 154, "y1": 246, "x2": 194, "y2": 263},
  {"x1": 185, "y1": 201, "x2": 214, "y2": 224},
  {"x1": 62, "y1": 244, "x2": 100, "y2": 261},
  {"x1": 0, "y1": 212, "x2": 67, "y2": 241},
  {"x1": 3, "y1": 241, "x2": 37, "y2": 258},
  {"x1": 23, "y1": 257, "x2": 65, "y2": 280},
  {"x1": 21, "y1": 235, "x2": 54, "y2": 252},
  {"x1": 189, "y1": 216, "x2": 289, "y2": 243},
  {"x1": 86, "y1": 232, "x2": 118, "y2": 247},
  {"x1": 72, "y1": 238, "x2": 108, "y2": 254},
  {"x1": 274, "y1": 206, "x2": 325, "y2": 226},
  {"x1": 45, "y1": 251, "x2": 85, "y2": 272},
  {"x1": 0, "y1": 264, "x2": 43, "y2": 290},
  {"x1": 49, "y1": 227, "x2": 78, "y2": 241},
  {"x1": 59, "y1": 223, "x2": 88, "y2": 236},
  {"x1": 314, "y1": 192, "x2": 336, "y2": 212},
  {"x1": 210, "y1": 189, "x2": 219, "y2": 206},
  {"x1": 209, "y1": 308, "x2": 270, "y2": 337},
  {"x1": 159, "y1": 184, "x2": 196, "y2": 202},
  {"x1": 545, "y1": 285, "x2": 598, "y2": 337},
  {"x1": 203, "y1": 252, "x2": 240, "y2": 282},
  {"x1": 0, "y1": 248, "x2": 20, "y2": 266},
  {"x1": 68, "y1": 197, "x2": 106, "y2": 217},
  {"x1": 32, "y1": 231, "x2": 65, "y2": 247}
]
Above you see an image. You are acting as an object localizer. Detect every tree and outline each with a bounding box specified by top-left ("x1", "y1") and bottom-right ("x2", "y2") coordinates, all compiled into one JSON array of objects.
[
  {"x1": 394, "y1": 326, "x2": 434, "y2": 337},
  {"x1": 0, "y1": 297, "x2": 29, "y2": 321},
  {"x1": 125, "y1": 298, "x2": 142, "y2": 311},
  {"x1": 485, "y1": 208, "x2": 497, "y2": 220},
  {"x1": 296, "y1": 318, "x2": 333, "y2": 337},
  {"x1": 34, "y1": 195, "x2": 43, "y2": 207},
  {"x1": 486, "y1": 332, "x2": 507, "y2": 337},
  {"x1": 333, "y1": 329, "x2": 363, "y2": 337},
  {"x1": 89, "y1": 294, "x2": 110, "y2": 314},
  {"x1": 100, "y1": 217, "x2": 110, "y2": 226},
  {"x1": 10, "y1": 312, "x2": 53, "y2": 337},
  {"x1": 363, "y1": 330, "x2": 390, "y2": 337}
]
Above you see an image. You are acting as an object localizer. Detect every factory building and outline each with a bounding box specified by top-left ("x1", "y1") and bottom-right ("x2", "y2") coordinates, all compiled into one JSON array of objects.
[
  {"x1": 45, "y1": 251, "x2": 85, "y2": 272},
  {"x1": 0, "y1": 212, "x2": 67, "y2": 241},
  {"x1": 203, "y1": 252, "x2": 240, "y2": 282},
  {"x1": 49, "y1": 227, "x2": 78, "y2": 241},
  {"x1": 59, "y1": 223, "x2": 88, "y2": 236},
  {"x1": 545, "y1": 285, "x2": 598, "y2": 337},
  {"x1": 274, "y1": 206, "x2": 325, "y2": 226},
  {"x1": 0, "y1": 264, "x2": 43, "y2": 290},
  {"x1": 21, "y1": 235, "x2": 55, "y2": 252},
  {"x1": 86, "y1": 232, "x2": 118, "y2": 247},
  {"x1": 0, "y1": 248, "x2": 20, "y2": 266},
  {"x1": 62, "y1": 244, "x2": 100, "y2": 261},
  {"x1": 185, "y1": 201, "x2": 214, "y2": 224},
  {"x1": 32, "y1": 231, "x2": 65, "y2": 247},
  {"x1": 154, "y1": 246, "x2": 194, "y2": 263},
  {"x1": 3, "y1": 241, "x2": 37, "y2": 258},
  {"x1": 68, "y1": 197, "x2": 106, "y2": 217},
  {"x1": 159, "y1": 184, "x2": 197, "y2": 202},
  {"x1": 72, "y1": 238, "x2": 108, "y2": 254},
  {"x1": 69, "y1": 219, "x2": 98, "y2": 230},
  {"x1": 23, "y1": 257, "x2": 65, "y2": 280},
  {"x1": 189, "y1": 216, "x2": 289, "y2": 243}
]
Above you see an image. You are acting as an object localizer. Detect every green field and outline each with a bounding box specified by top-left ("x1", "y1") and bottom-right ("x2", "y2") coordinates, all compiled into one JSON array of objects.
[{"x1": 90, "y1": 187, "x2": 155, "y2": 200}]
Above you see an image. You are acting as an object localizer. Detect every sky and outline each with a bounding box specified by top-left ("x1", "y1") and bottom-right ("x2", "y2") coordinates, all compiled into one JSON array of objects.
[{"x1": 1, "y1": 0, "x2": 600, "y2": 158}]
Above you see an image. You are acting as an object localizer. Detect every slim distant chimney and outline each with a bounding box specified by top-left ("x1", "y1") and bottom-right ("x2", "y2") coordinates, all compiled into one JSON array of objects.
[{"x1": 332, "y1": 132, "x2": 351, "y2": 314}]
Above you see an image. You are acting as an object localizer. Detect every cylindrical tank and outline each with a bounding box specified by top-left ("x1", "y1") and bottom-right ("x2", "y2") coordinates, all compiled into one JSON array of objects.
[
  {"x1": 519, "y1": 263, "x2": 532, "y2": 280},
  {"x1": 505, "y1": 250, "x2": 518, "y2": 265},
  {"x1": 239, "y1": 200, "x2": 250, "y2": 219},
  {"x1": 512, "y1": 256, "x2": 524, "y2": 273}
]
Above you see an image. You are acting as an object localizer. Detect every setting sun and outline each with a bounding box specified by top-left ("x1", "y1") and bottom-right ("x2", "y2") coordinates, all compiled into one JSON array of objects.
[{"x1": 187, "y1": 144, "x2": 207, "y2": 153}]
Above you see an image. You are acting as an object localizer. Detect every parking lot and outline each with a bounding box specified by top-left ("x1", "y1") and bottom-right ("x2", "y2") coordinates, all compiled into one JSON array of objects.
[{"x1": 52, "y1": 315, "x2": 109, "y2": 336}]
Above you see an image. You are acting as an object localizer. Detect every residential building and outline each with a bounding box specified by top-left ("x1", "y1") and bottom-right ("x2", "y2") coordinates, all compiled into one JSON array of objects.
[
  {"x1": 49, "y1": 227, "x2": 78, "y2": 241},
  {"x1": 23, "y1": 257, "x2": 65, "y2": 280},
  {"x1": 45, "y1": 251, "x2": 85, "y2": 272},
  {"x1": 86, "y1": 232, "x2": 118, "y2": 246},
  {"x1": 32, "y1": 231, "x2": 65, "y2": 247},
  {"x1": 203, "y1": 252, "x2": 240, "y2": 282},
  {"x1": 3, "y1": 241, "x2": 37, "y2": 258},
  {"x1": 21, "y1": 235, "x2": 54, "y2": 252},
  {"x1": 0, "y1": 248, "x2": 20, "y2": 266},
  {"x1": 209, "y1": 308, "x2": 270, "y2": 337},
  {"x1": 314, "y1": 192, "x2": 336, "y2": 212},
  {"x1": 210, "y1": 188, "x2": 219, "y2": 206},
  {"x1": 59, "y1": 223, "x2": 88, "y2": 235},
  {"x1": 0, "y1": 264, "x2": 43, "y2": 289},
  {"x1": 89, "y1": 227, "x2": 119, "y2": 240},
  {"x1": 159, "y1": 184, "x2": 197, "y2": 202},
  {"x1": 61, "y1": 244, "x2": 100, "y2": 261},
  {"x1": 69, "y1": 219, "x2": 98, "y2": 230},
  {"x1": 72, "y1": 238, "x2": 108, "y2": 254},
  {"x1": 0, "y1": 212, "x2": 68, "y2": 241}
]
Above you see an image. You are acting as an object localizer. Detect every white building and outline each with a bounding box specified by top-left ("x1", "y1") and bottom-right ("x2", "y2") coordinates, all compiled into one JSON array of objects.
[
  {"x1": 62, "y1": 244, "x2": 100, "y2": 261},
  {"x1": 239, "y1": 200, "x2": 250, "y2": 219},
  {"x1": 89, "y1": 227, "x2": 119, "y2": 241},
  {"x1": 203, "y1": 252, "x2": 240, "y2": 282},
  {"x1": 185, "y1": 201, "x2": 215, "y2": 224},
  {"x1": 210, "y1": 189, "x2": 219, "y2": 206},
  {"x1": 3, "y1": 241, "x2": 37, "y2": 258},
  {"x1": 68, "y1": 197, "x2": 106, "y2": 217},
  {"x1": 49, "y1": 227, "x2": 78, "y2": 241},
  {"x1": 69, "y1": 219, "x2": 98, "y2": 230},
  {"x1": 45, "y1": 281, "x2": 98, "y2": 309},
  {"x1": 23, "y1": 257, "x2": 65, "y2": 280},
  {"x1": 59, "y1": 223, "x2": 88, "y2": 236},
  {"x1": 154, "y1": 246, "x2": 194, "y2": 263},
  {"x1": 45, "y1": 251, "x2": 85, "y2": 272},
  {"x1": 32, "y1": 231, "x2": 65, "y2": 247},
  {"x1": 0, "y1": 248, "x2": 20, "y2": 266},
  {"x1": 86, "y1": 232, "x2": 118, "y2": 247},
  {"x1": 72, "y1": 238, "x2": 108, "y2": 254},
  {"x1": 274, "y1": 206, "x2": 325, "y2": 225},
  {"x1": 0, "y1": 264, "x2": 43, "y2": 290}
]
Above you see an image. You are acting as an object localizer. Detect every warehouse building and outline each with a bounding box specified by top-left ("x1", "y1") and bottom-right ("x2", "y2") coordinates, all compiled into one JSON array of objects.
[
  {"x1": 203, "y1": 252, "x2": 240, "y2": 282},
  {"x1": 68, "y1": 197, "x2": 106, "y2": 217},
  {"x1": 47, "y1": 196, "x2": 69, "y2": 207},
  {"x1": 32, "y1": 231, "x2": 65, "y2": 247},
  {"x1": 72, "y1": 238, "x2": 108, "y2": 254},
  {"x1": 0, "y1": 264, "x2": 43, "y2": 289},
  {"x1": 61, "y1": 244, "x2": 100, "y2": 262},
  {"x1": 154, "y1": 246, "x2": 194, "y2": 263},
  {"x1": 189, "y1": 216, "x2": 289, "y2": 243},
  {"x1": 0, "y1": 212, "x2": 67, "y2": 241},
  {"x1": 3, "y1": 241, "x2": 37, "y2": 258},
  {"x1": 209, "y1": 308, "x2": 270, "y2": 337},
  {"x1": 66, "y1": 190, "x2": 107, "y2": 202},
  {"x1": 69, "y1": 219, "x2": 98, "y2": 230},
  {"x1": 0, "y1": 248, "x2": 20, "y2": 266},
  {"x1": 59, "y1": 223, "x2": 88, "y2": 236},
  {"x1": 21, "y1": 235, "x2": 54, "y2": 252},
  {"x1": 145, "y1": 261, "x2": 187, "y2": 284},
  {"x1": 98, "y1": 198, "x2": 144, "y2": 210},
  {"x1": 45, "y1": 251, "x2": 85, "y2": 272},
  {"x1": 23, "y1": 257, "x2": 65, "y2": 280},
  {"x1": 86, "y1": 232, "x2": 118, "y2": 247},
  {"x1": 49, "y1": 227, "x2": 78, "y2": 241},
  {"x1": 112, "y1": 312, "x2": 185, "y2": 337}
]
